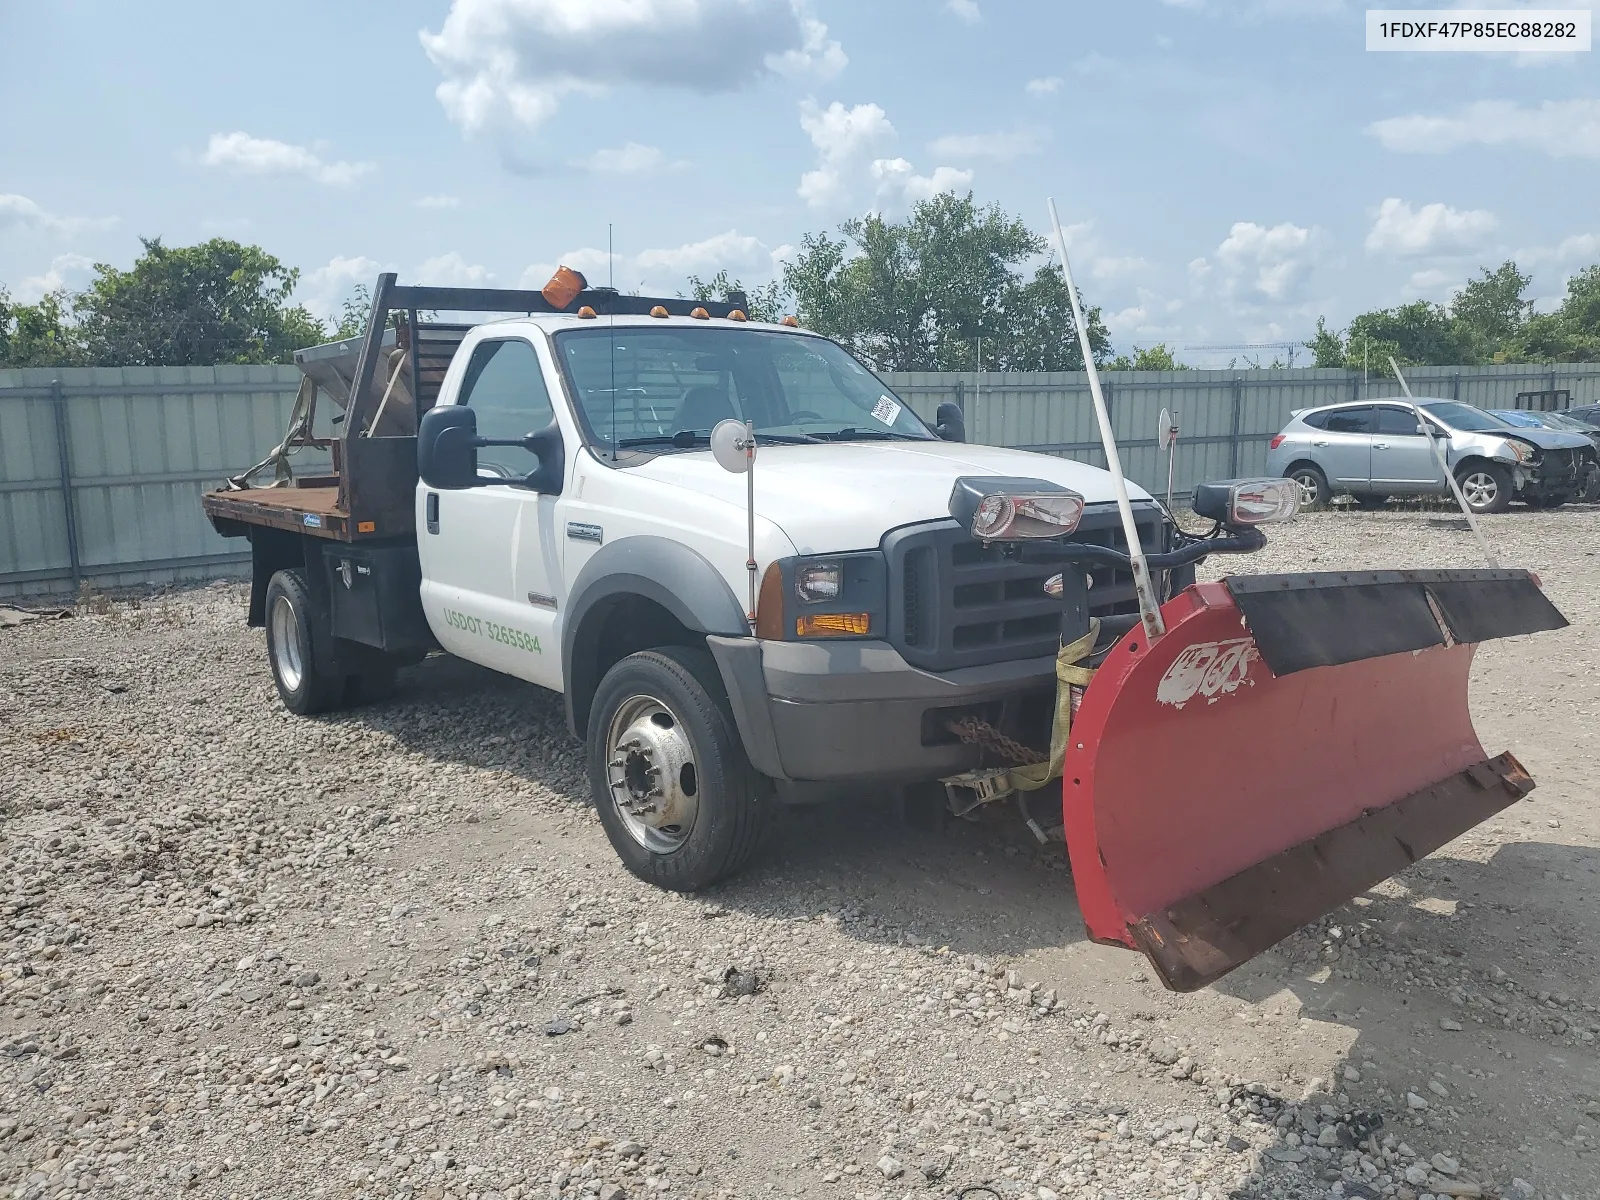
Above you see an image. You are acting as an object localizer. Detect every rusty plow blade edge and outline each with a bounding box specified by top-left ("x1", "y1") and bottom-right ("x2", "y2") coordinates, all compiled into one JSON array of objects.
[
  {"x1": 1061, "y1": 574, "x2": 1560, "y2": 994},
  {"x1": 1130, "y1": 752, "x2": 1533, "y2": 992}
]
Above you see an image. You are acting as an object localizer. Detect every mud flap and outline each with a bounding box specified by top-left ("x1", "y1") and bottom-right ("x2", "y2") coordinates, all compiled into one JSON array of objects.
[{"x1": 1062, "y1": 571, "x2": 1563, "y2": 992}]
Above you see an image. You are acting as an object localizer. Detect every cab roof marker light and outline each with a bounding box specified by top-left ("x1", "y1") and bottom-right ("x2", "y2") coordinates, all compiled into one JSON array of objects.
[
  {"x1": 728, "y1": 309, "x2": 748, "y2": 322},
  {"x1": 690, "y1": 307, "x2": 711, "y2": 320},
  {"x1": 649, "y1": 305, "x2": 670, "y2": 319},
  {"x1": 576, "y1": 306, "x2": 597, "y2": 320},
  {"x1": 781, "y1": 315, "x2": 800, "y2": 328}
]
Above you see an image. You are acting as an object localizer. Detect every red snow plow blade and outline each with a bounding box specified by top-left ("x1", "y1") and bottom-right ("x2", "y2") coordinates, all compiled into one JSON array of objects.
[{"x1": 1063, "y1": 570, "x2": 1566, "y2": 992}]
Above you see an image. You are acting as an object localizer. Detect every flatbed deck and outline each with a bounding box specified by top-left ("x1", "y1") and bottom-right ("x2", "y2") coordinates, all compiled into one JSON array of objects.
[{"x1": 203, "y1": 486, "x2": 375, "y2": 541}]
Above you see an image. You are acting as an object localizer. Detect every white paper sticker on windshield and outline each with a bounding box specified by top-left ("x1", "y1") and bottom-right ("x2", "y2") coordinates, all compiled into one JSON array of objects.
[{"x1": 871, "y1": 395, "x2": 902, "y2": 426}]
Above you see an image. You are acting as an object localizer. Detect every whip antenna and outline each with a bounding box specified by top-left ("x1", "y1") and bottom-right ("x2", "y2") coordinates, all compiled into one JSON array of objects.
[{"x1": 1046, "y1": 197, "x2": 1166, "y2": 641}]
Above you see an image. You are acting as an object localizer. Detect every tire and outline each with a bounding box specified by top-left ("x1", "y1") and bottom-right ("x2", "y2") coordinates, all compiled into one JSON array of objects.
[
  {"x1": 1454, "y1": 462, "x2": 1512, "y2": 515},
  {"x1": 587, "y1": 646, "x2": 769, "y2": 891},
  {"x1": 1353, "y1": 494, "x2": 1388, "y2": 511},
  {"x1": 265, "y1": 568, "x2": 346, "y2": 715},
  {"x1": 1287, "y1": 464, "x2": 1330, "y2": 511}
]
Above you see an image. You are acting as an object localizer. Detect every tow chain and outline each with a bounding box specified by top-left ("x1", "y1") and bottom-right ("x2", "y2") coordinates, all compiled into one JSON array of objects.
[{"x1": 944, "y1": 716, "x2": 1049, "y2": 767}]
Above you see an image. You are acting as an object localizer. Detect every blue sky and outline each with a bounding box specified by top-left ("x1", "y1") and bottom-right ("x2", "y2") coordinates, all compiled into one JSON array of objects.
[{"x1": 2, "y1": 0, "x2": 1596, "y2": 365}]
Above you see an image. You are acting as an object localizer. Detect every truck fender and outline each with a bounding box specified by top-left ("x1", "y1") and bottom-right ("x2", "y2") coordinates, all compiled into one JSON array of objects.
[{"x1": 562, "y1": 536, "x2": 752, "y2": 739}]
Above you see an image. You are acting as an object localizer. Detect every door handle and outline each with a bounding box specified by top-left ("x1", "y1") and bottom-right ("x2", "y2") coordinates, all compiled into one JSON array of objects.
[
  {"x1": 1374, "y1": 443, "x2": 1389, "y2": 450},
  {"x1": 426, "y1": 492, "x2": 440, "y2": 535},
  {"x1": 1312, "y1": 440, "x2": 1329, "y2": 447}
]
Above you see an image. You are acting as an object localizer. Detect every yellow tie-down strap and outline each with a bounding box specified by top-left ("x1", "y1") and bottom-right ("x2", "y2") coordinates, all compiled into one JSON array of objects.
[{"x1": 1010, "y1": 618, "x2": 1099, "y2": 792}]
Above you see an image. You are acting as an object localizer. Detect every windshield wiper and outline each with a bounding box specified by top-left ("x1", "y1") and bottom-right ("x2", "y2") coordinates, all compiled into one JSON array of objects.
[
  {"x1": 616, "y1": 431, "x2": 710, "y2": 449},
  {"x1": 818, "y1": 427, "x2": 925, "y2": 442},
  {"x1": 754, "y1": 432, "x2": 824, "y2": 444}
]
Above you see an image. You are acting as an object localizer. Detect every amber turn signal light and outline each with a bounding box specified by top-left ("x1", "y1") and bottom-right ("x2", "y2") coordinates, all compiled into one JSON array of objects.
[{"x1": 796, "y1": 612, "x2": 870, "y2": 638}]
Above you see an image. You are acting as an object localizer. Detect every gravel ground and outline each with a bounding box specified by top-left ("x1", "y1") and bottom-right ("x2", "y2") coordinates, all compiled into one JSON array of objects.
[{"x1": 3, "y1": 507, "x2": 1599, "y2": 1200}]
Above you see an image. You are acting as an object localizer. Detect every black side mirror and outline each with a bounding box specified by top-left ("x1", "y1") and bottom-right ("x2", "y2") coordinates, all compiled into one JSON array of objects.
[
  {"x1": 936, "y1": 401, "x2": 966, "y2": 443},
  {"x1": 521, "y1": 421, "x2": 565, "y2": 495},
  {"x1": 418, "y1": 405, "x2": 483, "y2": 489}
]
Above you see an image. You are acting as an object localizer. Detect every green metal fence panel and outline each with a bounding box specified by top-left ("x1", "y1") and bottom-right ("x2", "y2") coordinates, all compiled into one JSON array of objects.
[{"x1": 4, "y1": 361, "x2": 1600, "y2": 599}]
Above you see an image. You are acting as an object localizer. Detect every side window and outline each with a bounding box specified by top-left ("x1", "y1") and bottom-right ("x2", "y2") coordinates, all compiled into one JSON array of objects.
[
  {"x1": 457, "y1": 339, "x2": 556, "y2": 479},
  {"x1": 1323, "y1": 407, "x2": 1374, "y2": 435},
  {"x1": 1301, "y1": 411, "x2": 1329, "y2": 430},
  {"x1": 1375, "y1": 406, "x2": 1422, "y2": 436}
]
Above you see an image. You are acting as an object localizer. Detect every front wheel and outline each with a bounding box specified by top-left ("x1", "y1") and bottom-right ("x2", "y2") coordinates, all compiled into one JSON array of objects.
[
  {"x1": 1455, "y1": 463, "x2": 1512, "y2": 514},
  {"x1": 587, "y1": 646, "x2": 769, "y2": 891},
  {"x1": 1287, "y1": 464, "x2": 1330, "y2": 511}
]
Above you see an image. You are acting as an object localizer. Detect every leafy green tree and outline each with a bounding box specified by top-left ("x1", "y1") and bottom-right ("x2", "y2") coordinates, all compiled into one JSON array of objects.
[
  {"x1": 1451, "y1": 260, "x2": 1532, "y2": 356},
  {"x1": 1305, "y1": 317, "x2": 1346, "y2": 368},
  {"x1": 1107, "y1": 343, "x2": 1187, "y2": 371},
  {"x1": 685, "y1": 270, "x2": 786, "y2": 323},
  {"x1": 333, "y1": 283, "x2": 373, "y2": 341},
  {"x1": 76, "y1": 237, "x2": 327, "y2": 365},
  {"x1": 780, "y1": 193, "x2": 1108, "y2": 371},
  {"x1": 1516, "y1": 265, "x2": 1600, "y2": 362},
  {"x1": 0, "y1": 287, "x2": 87, "y2": 367}
]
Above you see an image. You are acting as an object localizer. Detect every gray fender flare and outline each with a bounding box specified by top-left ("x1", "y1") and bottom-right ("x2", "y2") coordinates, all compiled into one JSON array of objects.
[{"x1": 561, "y1": 537, "x2": 782, "y2": 775}]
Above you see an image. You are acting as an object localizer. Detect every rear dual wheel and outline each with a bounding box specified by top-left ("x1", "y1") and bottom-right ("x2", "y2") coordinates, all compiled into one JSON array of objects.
[{"x1": 265, "y1": 568, "x2": 400, "y2": 714}]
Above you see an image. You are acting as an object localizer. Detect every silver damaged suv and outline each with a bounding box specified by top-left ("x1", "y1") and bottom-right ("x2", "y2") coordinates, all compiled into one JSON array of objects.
[{"x1": 1265, "y1": 398, "x2": 1594, "y2": 514}]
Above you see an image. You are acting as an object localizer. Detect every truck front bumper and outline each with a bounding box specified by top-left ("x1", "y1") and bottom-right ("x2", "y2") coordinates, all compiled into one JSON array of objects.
[{"x1": 706, "y1": 636, "x2": 1057, "y2": 785}]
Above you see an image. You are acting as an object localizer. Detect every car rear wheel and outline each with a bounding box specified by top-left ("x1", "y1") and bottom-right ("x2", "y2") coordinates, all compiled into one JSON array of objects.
[
  {"x1": 1288, "y1": 464, "x2": 1330, "y2": 511},
  {"x1": 1455, "y1": 463, "x2": 1512, "y2": 515}
]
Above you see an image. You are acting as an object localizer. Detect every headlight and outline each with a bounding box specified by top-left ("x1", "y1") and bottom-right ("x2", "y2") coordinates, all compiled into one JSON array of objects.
[
  {"x1": 794, "y1": 561, "x2": 842, "y2": 604},
  {"x1": 1506, "y1": 439, "x2": 1536, "y2": 463},
  {"x1": 969, "y1": 491, "x2": 1086, "y2": 540},
  {"x1": 1193, "y1": 477, "x2": 1299, "y2": 526}
]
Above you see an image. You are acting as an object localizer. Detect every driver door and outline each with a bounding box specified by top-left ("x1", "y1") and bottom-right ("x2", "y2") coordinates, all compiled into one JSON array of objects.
[{"x1": 418, "y1": 336, "x2": 564, "y2": 690}]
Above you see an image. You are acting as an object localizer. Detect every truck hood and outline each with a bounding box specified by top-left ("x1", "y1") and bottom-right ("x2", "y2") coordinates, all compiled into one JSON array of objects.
[{"x1": 631, "y1": 440, "x2": 1153, "y2": 554}]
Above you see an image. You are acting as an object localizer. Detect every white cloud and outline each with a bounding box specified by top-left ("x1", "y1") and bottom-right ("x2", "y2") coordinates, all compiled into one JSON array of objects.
[
  {"x1": 415, "y1": 252, "x2": 494, "y2": 287},
  {"x1": 0, "y1": 193, "x2": 116, "y2": 237},
  {"x1": 637, "y1": 230, "x2": 767, "y2": 275},
  {"x1": 420, "y1": 0, "x2": 844, "y2": 132},
  {"x1": 1025, "y1": 76, "x2": 1062, "y2": 95},
  {"x1": 201, "y1": 132, "x2": 374, "y2": 186},
  {"x1": 928, "y1": 130, "x2": 1043, "y2": 160},
  {"x1": 945, "y1": 0, "x2": 981, "y2": 22},
  {"x1": 13, "y1": 253, "x2": 94, "y2": 303},
  {"x1": 796, "y1": 99, "x2": 971, "y2": 210},
  {"x1": 583, "y1": 142, "x2": 666, "y2": 174},
  {"x1": 1195, "y1": 220, "x2": 1319, "y2": 304},
  {"x1": 1367, "y1": 100, "x2": 1600, "y2": 159},
  {"x1": 869, "y1": 159, "x2": 974, "y2": 206},
  {"x1": 418, "y1": 195, "x2": 462, "y2": 208},
  {"x1": 1364, "y1": 197, "x2": 1497, "y2": 258},
  {"x1": 302, "y1": 255, "x2": 390, "y2": 321},
  {"x1": 797, "y1": 98, "x2": 896, "y2": 208}
]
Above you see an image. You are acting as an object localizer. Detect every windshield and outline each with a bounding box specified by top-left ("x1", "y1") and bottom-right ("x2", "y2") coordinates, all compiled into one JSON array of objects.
[
  {"x1": 1419, "y1": 401, "x2": 1513, "y2": 433},
  {"x1": 1489, "y1": 410, "x2": 1543, "y2": 429},
  {"x1": 552, "y1": 326, "x2": 934, "y2": 450}
]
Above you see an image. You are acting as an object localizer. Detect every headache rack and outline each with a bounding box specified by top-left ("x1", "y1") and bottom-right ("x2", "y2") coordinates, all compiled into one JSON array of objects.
[{"x1": 202, "y1": 273, "x2": 748, "y2": 543}]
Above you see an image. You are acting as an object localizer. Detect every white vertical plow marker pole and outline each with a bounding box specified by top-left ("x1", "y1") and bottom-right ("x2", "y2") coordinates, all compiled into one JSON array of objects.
[
  {"x1": 1388, "y1": 356, "x2": 1500, "y2": 569},
  {"x1": 1047, "y1": 198, "x2": 1166, "y2": 640}
]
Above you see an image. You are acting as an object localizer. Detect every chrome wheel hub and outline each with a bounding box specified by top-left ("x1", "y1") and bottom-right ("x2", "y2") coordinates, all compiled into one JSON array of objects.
[
  {"x1": 270, "y1": 594, "x2": 304, "y2": 691},
  {"x1": 605, "y1": 695, "x2": 699, "y2": 854},
  {"x1": 1292, "y1": 473, "x2": 1319, "y2": 506}
]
